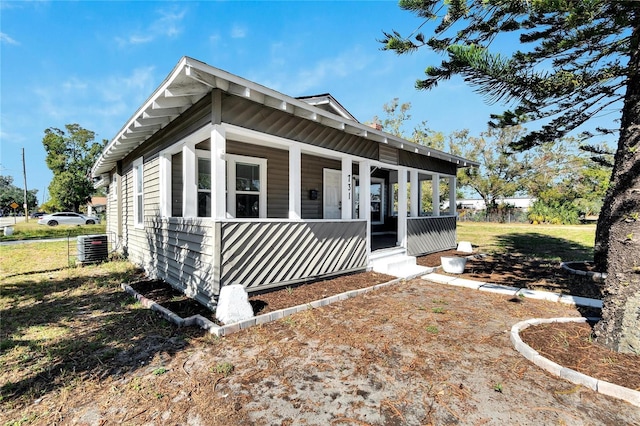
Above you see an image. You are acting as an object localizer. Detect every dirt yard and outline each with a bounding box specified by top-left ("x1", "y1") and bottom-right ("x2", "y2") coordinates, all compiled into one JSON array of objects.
[{"x1": 2, "y1": 253, "x2": 639, "y2": 425}]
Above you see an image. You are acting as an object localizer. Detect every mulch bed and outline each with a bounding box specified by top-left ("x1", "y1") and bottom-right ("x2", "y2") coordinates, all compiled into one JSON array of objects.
[{"x1": 129, "y1": 251, "x2": 639, "y2": 393}]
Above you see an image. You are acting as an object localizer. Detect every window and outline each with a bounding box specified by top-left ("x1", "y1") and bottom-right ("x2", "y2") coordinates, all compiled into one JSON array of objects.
[
  {"x1": 371, "y1": 178, "x2": 384, "y2": 224},
  {"x1": 197, "y1": 157, "x2": 211, "y2": 217},
  {"x1": 133, "y1": 157, "x2": 144, "y2": 227},
  {"x1": 227, "y1": 154, "x2": 267, "y2": 218}
]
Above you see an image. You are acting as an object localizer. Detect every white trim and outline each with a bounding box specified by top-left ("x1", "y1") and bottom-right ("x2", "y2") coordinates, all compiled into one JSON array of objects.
[
  {"x1": 397, "y1": 167, "x2": 408, "y2": 248},
  {"x1": 227, "y1": 154, "x2": 267, "y2": 218},
  {"x1": 183, "y1": 141, "x2": 197, "y2": 218},
  {"x1": 211, "y1": 125, "x2": 227, "y2": 219},
  {"x1": 132, "y1": 157, "x2": 144, "y2": 229},
  {"x1": 341, "y1": 157, "x2": 352, "y2": 220},
  {"x1": 159, "y1": 153, "x2": 171, "y2": 218},
  {"x1": 323, "y1": 168, "x2": 342, "y2": 219},
  {"x1": 432, "y1": 173, "x2": 440, "y2": 217},
  {"x1": 289, "y1": 144, "x2": 301, "y2": 220}
]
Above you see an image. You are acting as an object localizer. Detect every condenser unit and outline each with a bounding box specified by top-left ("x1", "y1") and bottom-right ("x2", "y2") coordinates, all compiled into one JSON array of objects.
[{"x1": 77, "y1": 234, "x2": 108, "y2": 264}]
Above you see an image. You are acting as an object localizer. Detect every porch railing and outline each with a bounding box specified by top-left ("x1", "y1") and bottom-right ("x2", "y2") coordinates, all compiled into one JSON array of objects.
[
  {"x1": 406, "y1": 215, "x2": 456, "y2": 256},
  {"x1": 216, "y1": 219, "x2": 368, "y2": 291}
]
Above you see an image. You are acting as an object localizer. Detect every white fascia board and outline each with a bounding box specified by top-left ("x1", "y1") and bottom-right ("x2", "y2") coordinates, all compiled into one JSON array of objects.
[{"x1": 92, "y1": 56, "x2": 193, "y2": 177}]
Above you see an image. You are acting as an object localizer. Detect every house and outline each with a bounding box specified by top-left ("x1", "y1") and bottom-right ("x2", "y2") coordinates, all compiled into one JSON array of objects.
[
  {"x1": 91, "y1": 57, "x2": 477, "y2": 309},
  {"x1": 87, "y1": 196, "x2": 107, "y2": 216}
]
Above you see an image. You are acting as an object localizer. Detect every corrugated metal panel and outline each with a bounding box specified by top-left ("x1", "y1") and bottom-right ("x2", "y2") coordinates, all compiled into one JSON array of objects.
[
  {"x1": 407, "y1": 216, "x2": 457, "y2": 256},
  {"x1": 218, "y1": 220, "x2": 367, "y2": 290},
  {"x1": 222, "y1": 95, "x2": 379, "y2": 160},
  {"x1": 379, "y1": 145, "x2": 399, "y2": 165}
]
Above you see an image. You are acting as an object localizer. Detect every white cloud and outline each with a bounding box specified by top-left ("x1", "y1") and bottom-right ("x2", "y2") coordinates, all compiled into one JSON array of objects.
[
  {"x1": 230, "y1": 23, "x2": 247, "y2": 39},
  {"x1": 116, "y1": 6, "x2": 187, "y2": 47},
  {"x1": 0, "y1": 32, "x2": 19, "y2": 45},
  {"x1": 259, "y1": 45, "x2": 374, "y2": 96},
  {"x1": 32, "y1": 66, "x2": 157, "y2": 139}
]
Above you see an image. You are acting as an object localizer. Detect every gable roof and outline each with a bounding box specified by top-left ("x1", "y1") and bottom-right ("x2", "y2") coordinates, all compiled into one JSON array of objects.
[
  {"x1": 296, "y1": 94, "x2": 359, "y2": 122},
  {"x1": 92, "y1": 56, "x2": 476, "y2": 177}
]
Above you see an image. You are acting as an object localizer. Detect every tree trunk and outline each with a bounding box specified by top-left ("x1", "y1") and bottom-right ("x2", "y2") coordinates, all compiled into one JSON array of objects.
[{"x1": 594, "y1": 17, "x2": 640, "y2": 354}]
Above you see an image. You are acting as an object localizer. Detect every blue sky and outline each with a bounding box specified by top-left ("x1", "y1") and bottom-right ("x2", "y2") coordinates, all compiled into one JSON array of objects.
[{"x1": 0, "y1": 1, "x2": 616, "y2": 205}]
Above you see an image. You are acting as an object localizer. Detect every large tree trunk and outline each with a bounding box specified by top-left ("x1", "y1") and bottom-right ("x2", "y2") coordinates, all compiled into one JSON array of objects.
[{"x1": 594, "y1": 18, "x2": 640, "y2": 354}]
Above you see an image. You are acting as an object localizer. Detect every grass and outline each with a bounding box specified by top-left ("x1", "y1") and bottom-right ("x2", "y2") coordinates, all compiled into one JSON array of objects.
[
  {"x1": 457, "y1": 222, "x2": 596, "y2": 261},
  {"x1": 0, "y1": 221, "x2": 598, "y2": 416},
  {"x1": 0, "y1": 220, "x2": 106, "y2": 242}
]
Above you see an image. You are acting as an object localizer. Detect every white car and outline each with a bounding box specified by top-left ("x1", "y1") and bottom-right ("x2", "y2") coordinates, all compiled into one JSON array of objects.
[{"x1": 38, "y1": 212, "x2": 101, "y2": 226}]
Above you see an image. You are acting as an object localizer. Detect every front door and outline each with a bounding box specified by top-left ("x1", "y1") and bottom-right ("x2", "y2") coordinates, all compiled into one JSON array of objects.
[{"x1": 323, "y1": 168, "x2": 341, "y2": 219}]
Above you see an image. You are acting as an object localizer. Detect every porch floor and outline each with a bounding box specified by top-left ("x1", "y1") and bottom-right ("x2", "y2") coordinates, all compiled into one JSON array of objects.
[{"x1": 371, "y1": 233, "x2": 398, "y2": 251}]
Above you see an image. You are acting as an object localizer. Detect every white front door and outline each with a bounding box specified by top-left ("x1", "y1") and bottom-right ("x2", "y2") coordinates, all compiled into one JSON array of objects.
[{"x1": 323, "y1": 168, "x2": 341, "y2": 219}]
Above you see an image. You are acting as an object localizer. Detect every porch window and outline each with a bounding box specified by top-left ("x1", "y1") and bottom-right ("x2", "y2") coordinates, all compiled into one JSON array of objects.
[
  {"x1": 197, "y1": 157, "x2": 211, "y2": 217},
  {"x1": 133, "y1": 157, "x2": 144, "y2": 228},
  {"x1": 227, "y1": 154, "x2": 267, "y2": 218},
  {"x1": 371, "y1": 178, "x2": 384, "y2": 225}
]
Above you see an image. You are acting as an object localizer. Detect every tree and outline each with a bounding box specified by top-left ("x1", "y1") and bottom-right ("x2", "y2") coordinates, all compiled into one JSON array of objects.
[
  {"x1": 382, "y1": 1, "x2": 639, "y2": 353},
  {"x1": 369, "y1": 98, "x2": 446, "y2": 149},
  {"x1": 0, "y1": 175, "x2": 38, "y2": 216},
  {"x1": 448, "y1": 126, "x2": 528, "y2": 213},
  {"x1": 42, "y1": 124, "x2": 105, "y2": 212}
]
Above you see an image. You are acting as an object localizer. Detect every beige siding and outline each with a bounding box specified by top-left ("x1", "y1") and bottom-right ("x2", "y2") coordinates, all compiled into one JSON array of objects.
[{"x1": 145, "y1": 217, "x2": 216, "y2": 308}]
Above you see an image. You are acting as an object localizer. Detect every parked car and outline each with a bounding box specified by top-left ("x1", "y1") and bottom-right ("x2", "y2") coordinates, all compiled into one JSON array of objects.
[
  {"x1": 38, "y1": 212, "x2": 101, "y2": 226},
  {"x1": 30, "y1": 211, "x2": 45, "y2": 219}
]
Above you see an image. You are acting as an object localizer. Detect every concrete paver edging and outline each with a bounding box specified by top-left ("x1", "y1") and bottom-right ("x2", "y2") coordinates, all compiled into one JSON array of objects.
[
  {"x1": 121, "y1": 278, "x2": 404, "y2": 337},
  {"x1": 121, "y1": 266, "x2": 638, "y2": 407},
  {"x1": 511, "y1": 317, "x2": 640, "y2": 408}
]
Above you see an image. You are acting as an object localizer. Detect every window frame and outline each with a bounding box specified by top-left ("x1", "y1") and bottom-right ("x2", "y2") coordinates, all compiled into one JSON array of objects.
[
  {"x1": 133, "y1": 157, "x2": 144, "y2": 228},
  {"x1": 226, "y1": 154, "x2": 267, "y2": 219}
]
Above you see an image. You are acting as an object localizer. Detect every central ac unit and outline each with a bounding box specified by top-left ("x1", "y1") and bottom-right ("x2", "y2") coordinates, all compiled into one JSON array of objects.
[{"x1": 77, "y1": 234, "x2": 108, "y2": 264}]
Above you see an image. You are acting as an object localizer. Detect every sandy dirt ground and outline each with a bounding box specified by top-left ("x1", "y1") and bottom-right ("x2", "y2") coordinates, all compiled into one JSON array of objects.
[{"x1": 5, "y1": 278, "x2": 639, "y2": 426}]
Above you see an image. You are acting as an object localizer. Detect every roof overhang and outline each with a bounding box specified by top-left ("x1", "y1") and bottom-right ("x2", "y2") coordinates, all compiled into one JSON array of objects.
[{"x1": 92, "y1": 56, "x2": 477, "y2": 177}]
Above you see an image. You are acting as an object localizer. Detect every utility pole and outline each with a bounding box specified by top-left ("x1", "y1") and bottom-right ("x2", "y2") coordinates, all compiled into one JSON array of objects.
[{"x1": 22, "y1": 148, "x2": 28, "y2": 222}]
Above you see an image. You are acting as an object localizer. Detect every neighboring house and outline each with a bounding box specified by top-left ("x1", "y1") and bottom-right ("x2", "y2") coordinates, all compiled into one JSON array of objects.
[
  {"x1": 91, "y1": 57, "x2": 477, "y2": 309},
  {"x1": 87, "y1": 196, "x2": 107, "y2": 216}
]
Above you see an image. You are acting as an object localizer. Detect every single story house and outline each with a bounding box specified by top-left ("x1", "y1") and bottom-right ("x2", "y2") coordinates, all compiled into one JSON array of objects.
[{"x1": 92, "y1": 57, "x2": 477, "y2": 309}]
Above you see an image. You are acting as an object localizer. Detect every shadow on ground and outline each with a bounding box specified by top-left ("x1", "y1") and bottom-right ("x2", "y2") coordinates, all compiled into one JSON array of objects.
[
  {"x1": 0, "y1": 265, "x2": 204, "y2": 406},
  {"x1": 495, "y1": 232, "x2": 594, "y2": 261}
]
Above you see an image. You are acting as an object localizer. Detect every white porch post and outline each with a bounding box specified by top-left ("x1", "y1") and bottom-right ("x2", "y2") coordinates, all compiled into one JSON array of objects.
[
  {"x1": 432, "y1": 173, "x2": 440, "y2": 216},
  {"x1": 449, "y1": 175, "x2": 457, "y2": 216},
  {"x1": 288, "y1": 144, "x2": 301, "y2": 219},
  {"x1": 159, "y1": 153, "x2": 171, "y2": 217},
  {"x1": 410, "y1": 169, "x2": 419, "y2": 217},
  {"x1": 211, "y1": 125, "x2": 227, "y2": 219},
  {"x1": 341, "y1": 157, "x2": 352, "y2": 220},
  {"x1": 359, "y1": 160, "x2": 371, "y2": 258},
  {"x1": 183, "y1": 141, "x2": 197, "y2": 218},
  {"x1": 397, "y1": 167, "x2": 408, "y2": 248}
]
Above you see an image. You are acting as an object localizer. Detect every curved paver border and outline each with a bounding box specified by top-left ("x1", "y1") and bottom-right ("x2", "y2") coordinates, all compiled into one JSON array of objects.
[
  {"x1": 511, "y1": 317, "x2": 640, "y2": 408},
  {"x1": 560, "y1": 260, "x2": 607, "y2": 282}
]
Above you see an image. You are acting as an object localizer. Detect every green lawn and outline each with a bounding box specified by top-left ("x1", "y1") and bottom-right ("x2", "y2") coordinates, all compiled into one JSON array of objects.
[
  {"x1": 0, "y1": 220, "x2": 106, "y2": 242},
  {"x1": 457, "y1": 221, "x2": 596, "y2": 261}
]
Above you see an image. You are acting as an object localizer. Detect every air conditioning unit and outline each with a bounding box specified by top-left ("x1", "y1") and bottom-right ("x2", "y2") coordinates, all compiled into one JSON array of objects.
[{"x1": 77, "y1": 234, "x2": 108, "y2": 264}]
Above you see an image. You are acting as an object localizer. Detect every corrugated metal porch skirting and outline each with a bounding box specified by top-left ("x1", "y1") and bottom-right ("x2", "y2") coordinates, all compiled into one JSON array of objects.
[
  {"x1": 217, "y1": 220, "x2": 368, "y2": 291},
  {"x1": 407, "y1": 216, "x2": 457, "y2": 256}
]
